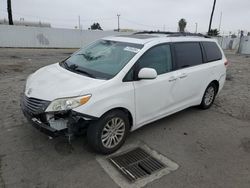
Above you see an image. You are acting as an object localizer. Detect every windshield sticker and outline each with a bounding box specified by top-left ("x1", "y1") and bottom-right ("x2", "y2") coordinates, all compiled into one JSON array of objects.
[{"x1": 124, "y1": 47, "x2": 140, "y2": 53}]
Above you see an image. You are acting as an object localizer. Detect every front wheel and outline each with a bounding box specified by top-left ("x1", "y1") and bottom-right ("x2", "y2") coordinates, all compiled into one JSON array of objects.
[
  {"x1": 87, "y1": 110, "x2": 129, "y2": 154},
  {"x1": 199, "y1": 83, "x2": 218, "y2": 109}
]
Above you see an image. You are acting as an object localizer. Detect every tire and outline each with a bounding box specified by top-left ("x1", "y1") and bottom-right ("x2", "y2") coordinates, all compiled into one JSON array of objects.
[
  {"x1": 87, "y1": 110, "x2": 129, "y2": 154},
  {"x1": 199, "y1": 82, "x2": 218, "y2": 109}
]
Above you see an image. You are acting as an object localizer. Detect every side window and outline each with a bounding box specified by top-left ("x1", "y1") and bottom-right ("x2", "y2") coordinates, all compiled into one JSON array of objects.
[
  {"x1": 136, "y1": 44, "x2": 172, "y2": 75},
  {"x1": 202, "y1": 41, "x2": 222, "y2": 62},
  {"x1": 174, "y1": 42, "x2": 203, "y2": 69}
]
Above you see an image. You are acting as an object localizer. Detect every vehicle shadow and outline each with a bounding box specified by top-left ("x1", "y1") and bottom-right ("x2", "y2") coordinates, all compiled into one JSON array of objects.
[{"x1": 54, "y1": 106, "x2": 203, "y2": 155}]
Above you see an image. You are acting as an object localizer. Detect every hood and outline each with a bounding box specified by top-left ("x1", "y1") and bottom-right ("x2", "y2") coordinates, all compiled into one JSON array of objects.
[{"x1": 25, "y1": 63, "x2": 106, "y2": 101}]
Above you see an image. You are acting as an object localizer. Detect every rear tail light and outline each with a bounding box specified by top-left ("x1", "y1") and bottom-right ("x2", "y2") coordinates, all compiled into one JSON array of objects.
[{"x1": 224, "y1": 60, "x2": 229, "y2": 67}]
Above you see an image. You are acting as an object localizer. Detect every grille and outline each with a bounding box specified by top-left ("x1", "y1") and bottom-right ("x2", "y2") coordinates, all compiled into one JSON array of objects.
[
  {"x1": 22, "y1": 95, "x2": 50, "y2": 115},
  {"x1": 109, "y1": 148, "x2": 166, "y2": 182}
]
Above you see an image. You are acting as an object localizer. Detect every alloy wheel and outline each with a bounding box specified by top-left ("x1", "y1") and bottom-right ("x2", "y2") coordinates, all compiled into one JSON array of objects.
[
  {"x1": 204, "y1": 86, "x2": 215, "y2": 106},
  {"x1": 101, "y1": 117, "x2": 125, "y2": 148}
]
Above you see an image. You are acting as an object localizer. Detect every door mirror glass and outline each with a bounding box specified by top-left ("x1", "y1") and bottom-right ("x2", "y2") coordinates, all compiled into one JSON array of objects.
[{"x1": 138, "y1": 68, "x2": 157, "y2": 79}]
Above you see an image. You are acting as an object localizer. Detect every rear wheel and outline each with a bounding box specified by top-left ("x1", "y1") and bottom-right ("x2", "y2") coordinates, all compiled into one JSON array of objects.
[
  {"x1": 87, "y1": 110, "x2": 129, "y2": 154},
  {"x1": 200, "y1": 83, "x2": 218, "y2": 109}
]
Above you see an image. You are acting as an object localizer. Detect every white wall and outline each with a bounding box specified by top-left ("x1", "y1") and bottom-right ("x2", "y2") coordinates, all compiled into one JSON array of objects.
[
  {"x1": 0, "y1": 25, "x2": 250, "y2": 54},
  {"x1": 215, "y1": 37, "x2": 240, "y2": 51},
  {"x1": 214, "y1": 36, "x2": 250, "y2": 54},
  {"x1": 0, "y1": 25, "x2": 130, "y2": 48},
  {"x1": 239, "y1": 36, "x2": 250, "y2": 54}
]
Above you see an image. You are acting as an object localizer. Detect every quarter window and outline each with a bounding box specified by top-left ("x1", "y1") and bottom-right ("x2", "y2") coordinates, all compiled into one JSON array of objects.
[
  {"x1": 202, "y1": 42, "x2": 222, "y2": 62},
  {"x1": 174, "y1": 42, "x2": 203, "y2": 69},
  {"x1": 136, "y1": 44, "x2": 172, "y2": 75}
]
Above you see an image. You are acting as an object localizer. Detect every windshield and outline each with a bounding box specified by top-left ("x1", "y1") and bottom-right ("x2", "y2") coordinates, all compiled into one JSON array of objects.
[{"x1": 60, "y1": 40, "x2": 143, "y2": 79}]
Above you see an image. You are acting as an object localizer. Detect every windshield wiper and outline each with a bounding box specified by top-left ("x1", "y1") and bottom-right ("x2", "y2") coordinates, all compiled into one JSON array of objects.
[
  {"x1": 61, "y1": 61, "x2": 96, "y2": 78},
  {"x1": 60, "y1": 60, "x2": 70, "y2": 69},
  {"x1": 74, "y1": 68, "x2": 96, "y2": 78},
  {"x1": 77, "y1": 53, "x2": 103, "y2": 61}
]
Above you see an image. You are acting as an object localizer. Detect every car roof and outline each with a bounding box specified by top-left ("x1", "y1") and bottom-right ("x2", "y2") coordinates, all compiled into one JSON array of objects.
[
  {"x1": 103, "y1": 34, "x2": 159, "y2": 44},
  {"x1": 103, "y1": 32, "x2": 216, "y2": 45}
]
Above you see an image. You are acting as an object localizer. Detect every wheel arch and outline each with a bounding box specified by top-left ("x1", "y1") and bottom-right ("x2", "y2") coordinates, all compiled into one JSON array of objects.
[
  {"x1": 199, "y1": 79, "x2": 220, "y2": 105},
  {"x1": 100, "y1": 107, "x2": 134, "y2": 130},
  {"x1": 209, "y1": 80, "x2": 219, "y2": 94}
]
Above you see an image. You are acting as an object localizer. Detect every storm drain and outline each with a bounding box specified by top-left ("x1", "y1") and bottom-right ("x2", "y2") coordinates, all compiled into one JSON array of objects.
[{"x1": 109, "y1": 147, "x2": 166, "y2": 182}]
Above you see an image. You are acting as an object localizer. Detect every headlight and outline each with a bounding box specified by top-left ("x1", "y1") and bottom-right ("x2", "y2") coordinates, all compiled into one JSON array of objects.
[{"x1": 45, "y1": 94, "x2": 91, "y2": 112}]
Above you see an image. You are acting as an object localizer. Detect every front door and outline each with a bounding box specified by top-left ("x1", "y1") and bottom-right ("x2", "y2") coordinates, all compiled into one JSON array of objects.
[{"x1": 133, "y1": 44, "x2": 178, "y2": 129}]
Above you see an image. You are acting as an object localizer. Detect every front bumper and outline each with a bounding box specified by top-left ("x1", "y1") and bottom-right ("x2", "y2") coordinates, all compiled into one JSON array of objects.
[
  {"x1": 21, "y1": 95, "x2": 62, "y2": 137},
  {"x1": 25, "y1": 113, "x2": 60, "y2": 137},
  {"x1": 20, "y1": 94, "x2": 97, "y2": 138}
]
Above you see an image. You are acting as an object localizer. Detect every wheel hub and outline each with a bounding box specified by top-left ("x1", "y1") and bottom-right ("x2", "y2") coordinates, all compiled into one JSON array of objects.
[
  {"x1": 204, "y1": 86, "x2": 215, "y2": 106},
  {"x1": 101, "y1": 117, "x2": 125, "y2": 148}
]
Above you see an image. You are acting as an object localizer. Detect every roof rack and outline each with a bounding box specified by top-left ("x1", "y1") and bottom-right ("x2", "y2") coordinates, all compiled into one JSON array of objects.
[{"x1": 133, "y1": 31, "x2": 211, "y2": 38}]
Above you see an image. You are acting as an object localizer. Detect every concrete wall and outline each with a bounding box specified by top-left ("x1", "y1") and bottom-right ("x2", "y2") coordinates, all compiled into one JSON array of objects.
[
  {"x1": 0, "y1": 25, "x2": 130, "y2": 48},
  {"x1": 215, "y1": 37, "x2": 240, "y2": 51},
  {"x1": 214, "y1": 36, "x2": 250, "y2": 54},
  {"x1": 0, "y1": 25, "x2": 250, "y2": 54},
  {"x1": 239, "y1": 36, "x2": 250, "y2": 54}
]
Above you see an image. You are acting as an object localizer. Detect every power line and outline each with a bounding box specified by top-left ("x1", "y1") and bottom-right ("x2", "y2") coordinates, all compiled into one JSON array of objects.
[
  {"x1": 0, "y1": 9, "x2": 116, "y2": 23},
  {"x1": 121, "y1": 17, "x2": 175, "y2": 31},
  {"x1": 121, "y1": 18, "x2": 161, "y2": 29}
]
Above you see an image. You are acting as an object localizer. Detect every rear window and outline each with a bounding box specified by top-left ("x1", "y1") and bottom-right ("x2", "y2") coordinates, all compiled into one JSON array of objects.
[
  {"x1": 174, "y1": 42, "x2": 203, "y2": 69},
  {"x1": 202, "y1": 42, "x2": 222, "y2": 62}
]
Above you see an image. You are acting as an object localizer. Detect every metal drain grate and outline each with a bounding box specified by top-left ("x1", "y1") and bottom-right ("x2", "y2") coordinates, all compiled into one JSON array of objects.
[{"x1": 109, "y1": 147, "x2": 166, "y2": 182}]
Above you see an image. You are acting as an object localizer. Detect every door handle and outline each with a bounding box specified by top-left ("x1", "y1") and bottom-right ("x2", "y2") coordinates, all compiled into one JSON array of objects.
[
  {"x1": 179, "y1": 73, "x2": 187, "y2": 79},
  {"x1": 168, "y1": 76, "x2": 177, "y2": 82}
]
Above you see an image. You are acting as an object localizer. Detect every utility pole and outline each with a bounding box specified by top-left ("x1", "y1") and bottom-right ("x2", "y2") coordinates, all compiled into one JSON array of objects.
[
  {"x1": 117, "y1": 14, "x2": 120, "y2": 32},
  {"x1": 208, "y1": 0, "x2": 217, "y2": 34},
  {"x1": 7, "y1": 0, "x2": 13, "y2": 25},
  {"x1": 195, "y1": 23, "x2": 198, "y2": 33},
  {"x1": 218, "y1": 12, "x2": 222, "y2": 32},
  {"x1": 78, "y1": 15, "x2": 81, "y2": 30}
]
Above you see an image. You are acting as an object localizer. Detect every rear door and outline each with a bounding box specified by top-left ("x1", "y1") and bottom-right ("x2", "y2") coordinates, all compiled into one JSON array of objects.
[
  {"x1": 201, "y1": 41, "x2": 225, "y2": 91},
  {"x1": 171, "y1": 42, "x2": 211, "y2": 107}
]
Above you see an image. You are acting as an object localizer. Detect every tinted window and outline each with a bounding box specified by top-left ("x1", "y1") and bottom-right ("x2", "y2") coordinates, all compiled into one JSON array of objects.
[
  {"x1": 174, "y1": 42, "x2": 203, "y2": 69},
  {"x1": 137, "y1": 44, "x2": 172, "y2": 75},
  {"x1": 202, "y1": 42, "x2": 222, "y2": 62}
]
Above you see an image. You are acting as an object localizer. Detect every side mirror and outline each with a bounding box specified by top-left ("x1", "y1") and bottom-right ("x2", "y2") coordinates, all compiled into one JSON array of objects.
[{"x1": 138, "y1": 68, "x2": 157, "y2": 80}]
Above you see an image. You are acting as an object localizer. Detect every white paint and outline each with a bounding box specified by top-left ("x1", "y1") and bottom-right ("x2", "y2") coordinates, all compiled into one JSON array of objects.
[
  {"x1": 96, "y1": 143, "x2": 179, "y2": 188},
  {"x1": 25, "y1": 36, "x2": 226, "y2": 131},
  {"x1": 138, "y1": 68, "x2": 157, "y2": 79},
  {"x1": 0, "y1": 25, "x2": 131, "y2": 48},
  {"x1": 25, "y1": 63, "x2": 106, "y2": 100}
]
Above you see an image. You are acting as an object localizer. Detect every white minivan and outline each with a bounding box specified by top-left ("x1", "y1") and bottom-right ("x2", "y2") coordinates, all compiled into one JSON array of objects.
[{"x1": 21, "y1": 32, "x2": 227, "y2": 154}]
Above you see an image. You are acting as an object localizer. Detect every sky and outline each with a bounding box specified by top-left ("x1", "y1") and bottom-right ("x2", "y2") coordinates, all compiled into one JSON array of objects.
[{"x1": 0, "y1": 0, "x2": 249, "y2": 34}]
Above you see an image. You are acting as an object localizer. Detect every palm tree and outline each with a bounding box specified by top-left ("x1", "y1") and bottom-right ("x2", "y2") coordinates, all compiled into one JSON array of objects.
[
  {"x1": 208, "y1": 29, "x2": 219, "y2": 36},
  {"x1": 7, "y1": 0, "x2": 13, "y2": 25},
  {"x1": 208, "y1": 0, "x2": 217, "y2": 33},
  {"x1": 178, "y1": 19, "x2": 187, "y2": 32}
]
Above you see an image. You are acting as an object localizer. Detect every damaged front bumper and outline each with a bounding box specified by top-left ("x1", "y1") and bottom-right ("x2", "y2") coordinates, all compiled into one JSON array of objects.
[{"x1": 20, "y1": 94, "x2": 97, "y2": 138}]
